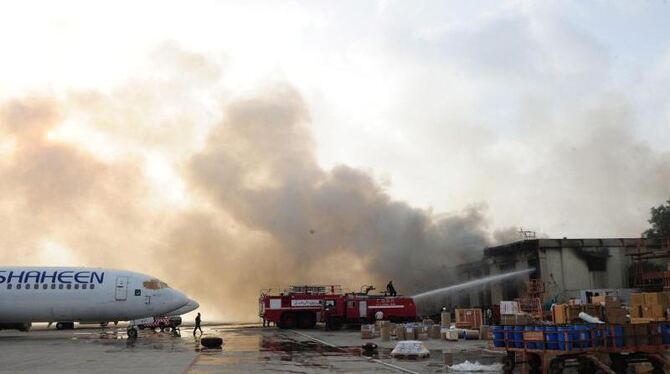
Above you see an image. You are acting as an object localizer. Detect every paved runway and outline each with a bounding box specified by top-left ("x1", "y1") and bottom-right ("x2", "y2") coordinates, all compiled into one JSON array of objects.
[{"x1": 0, "y1": 324, "x2": 501, "y2": 373}]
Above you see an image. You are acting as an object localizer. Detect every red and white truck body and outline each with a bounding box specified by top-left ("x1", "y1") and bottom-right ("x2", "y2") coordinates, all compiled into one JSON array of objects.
[{"x1": 259, "y1": 285, "x2": 417, "y2": 329}]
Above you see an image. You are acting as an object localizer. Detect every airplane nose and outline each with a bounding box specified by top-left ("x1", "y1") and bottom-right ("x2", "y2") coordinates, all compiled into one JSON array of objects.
[
  {"x1": 172, "y1": 290, "x2": 189, "y2": 309},
  {"x1": 189, "y1": 299, "x2": 200, "y2": 310}
]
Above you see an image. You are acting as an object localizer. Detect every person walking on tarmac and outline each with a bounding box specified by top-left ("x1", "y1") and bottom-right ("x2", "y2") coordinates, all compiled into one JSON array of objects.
[
  {"x1": 193, "y1": 312, "x2": 203, "y2": 336},
  {"x1": 386, "y1": 281, "x2": 397, "y2": 297}
]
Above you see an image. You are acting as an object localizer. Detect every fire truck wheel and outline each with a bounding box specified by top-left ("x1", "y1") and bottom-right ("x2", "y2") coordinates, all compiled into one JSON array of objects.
[
  {"x1": 279, "y1": 313, "x2": 298, "y2": 329},
  {"x1": 298, "y1": 313, "x2": 316, "y2": 329},
  {"x1": 327, "y1": 317, "x2": 342, "y2": 330}
]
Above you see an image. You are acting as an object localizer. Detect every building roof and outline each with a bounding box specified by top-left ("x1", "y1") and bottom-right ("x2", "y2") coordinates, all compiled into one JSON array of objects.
[{"x1": 483, "y1": 237, "x2": 657, "y2": 256}]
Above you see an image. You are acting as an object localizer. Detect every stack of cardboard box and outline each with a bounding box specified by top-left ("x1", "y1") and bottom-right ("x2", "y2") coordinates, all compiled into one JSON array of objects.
[
  {"x1": 630, "y1": 292, "x2": 669, "y2": 323},
  {"x1": 592, "y1": 295, "x2": 625, "y2": 324},
  {"x1": 499, "y1": 301, "x2": 533, "y2": 325},
  {"x1": 553, "y1": 303, "x2": 596, "y2": 324},
  {"x1": 500, "y1": 313, "x2": 533, "y2": 325},
  {"x1": 553, "y1": 296, "x2": 625, "y2": 324}
]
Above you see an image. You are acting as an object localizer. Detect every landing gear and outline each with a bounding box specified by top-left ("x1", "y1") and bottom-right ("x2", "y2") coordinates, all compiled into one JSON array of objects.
[
  {"x1": 127, "y1": 326, "x2": 138, "y2": 339},
  {"x1": 56, "y1": 322, "x2": 74, "y2": 330}
]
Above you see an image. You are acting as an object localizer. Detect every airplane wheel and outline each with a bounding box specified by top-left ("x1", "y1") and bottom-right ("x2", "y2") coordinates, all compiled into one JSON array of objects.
[
  {"x1": 56, "y1": 322, "x2": 64, "y2": 330},
  {"x1": 127, "y1": 327, "x2": 138, "y2": 339}
]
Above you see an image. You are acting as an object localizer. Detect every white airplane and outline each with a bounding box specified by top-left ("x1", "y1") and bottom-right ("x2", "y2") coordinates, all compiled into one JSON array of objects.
[{"x1": 0, "y1": 266, "x2": 198, "y2": 338}]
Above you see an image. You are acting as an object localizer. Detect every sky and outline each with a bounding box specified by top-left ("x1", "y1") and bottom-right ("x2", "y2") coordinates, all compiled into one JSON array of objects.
[{"x1": 0, "y1": 0, "x2": 669, "y2": 319}]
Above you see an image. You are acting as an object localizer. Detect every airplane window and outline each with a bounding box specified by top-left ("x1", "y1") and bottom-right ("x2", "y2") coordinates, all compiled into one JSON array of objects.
[
  {"x1": 90, "y1": 284, "x2": 95, "y2": 290},
  {"x1": 159, "y1": 282, "x2": 170, "y2": 289},
  {"x1": 143, "y1": 279, "x2": 160, "y2": 289},
  {"x1": 59, "y1": 284, "x2": 64, "y2": 289},
  {"x1": 66, "y1": 284, "x2": 72, "y2": 289},
  {"x1": 34, "y1": 284, "x2": 38, "y2": 290},
  {"x1": 82, "y1": 284, "x2": 87, "y2": 289},
  {"x1": 26, "y1": 284, "x2": 30, "y2": 289},
  {"x1": 7, "y1": 284, "x2": 12, "y2": 289},
  {"x1": 74, "y1": 284, "x2": 79, "y2": 289},
  {"x1": 17, "y1": 284, "x2": 21, "y2": 289},
  {"x1": 51, "y1": 284, "x2": 56, "y2": 289},
  {"x1": 43, "y1": 284, "x2": 48, "y2": 289}
]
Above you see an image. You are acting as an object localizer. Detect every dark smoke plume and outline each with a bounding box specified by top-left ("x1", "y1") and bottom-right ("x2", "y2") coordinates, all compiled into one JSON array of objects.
[
  {"x1": 186, "y1": 84, "x2": 497, "y2": 302},
  {"x1": 3, "y1": 45, "x2": 668, "y2": 320},
  {"x1": 0, "y1": 87, "x2": 500, "y2": 320}
]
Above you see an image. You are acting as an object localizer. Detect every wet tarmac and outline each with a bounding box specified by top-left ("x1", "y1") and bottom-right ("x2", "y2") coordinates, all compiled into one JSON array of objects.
[{"x1": 0, "y1": 324, "x2": 505, "y2": 373}]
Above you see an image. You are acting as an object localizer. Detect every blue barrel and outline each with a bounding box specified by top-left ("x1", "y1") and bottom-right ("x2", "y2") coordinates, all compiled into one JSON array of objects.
[
  {"x1": 605, "y1": 325, "x2": 624, "y2": 348},
  {"x1": 492, "y1": 326, "x2": 505, "y2": 348},
  {"x1": 590, "y1": 324, "x2": 603, "y2": 347},
  {"x1": 514, "y1": 326, "x2": 524, "y2": 348},
  {"x1": 662, "y1": 323, "x2": 670, "y2": 345},
  {"x1": 525, "y1": 326, "x2": 536, "y2": 349},
  {"x1": 534, "y1": 326, "x2": 545, "y2": 349},
  {"x1": 546, "y1": 326, "x2": 559, "y2": 350},
  {"x1": 574, "y1": 325, "x2": 590, "y2": 348},
  {"x1": 504, "y1": 326, "x2": 514, "y2": 348},
  {"x1": 558, "y1": 326, "x2": 573, "y2": 351}
]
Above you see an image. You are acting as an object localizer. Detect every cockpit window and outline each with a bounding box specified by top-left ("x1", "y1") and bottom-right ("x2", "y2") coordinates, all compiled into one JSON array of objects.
[{"x1": 143, "y1": 279, "x2": 170, "y2": 289}]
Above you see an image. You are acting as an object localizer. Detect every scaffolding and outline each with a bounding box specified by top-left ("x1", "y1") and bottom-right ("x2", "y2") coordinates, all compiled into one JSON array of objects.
[
  {"x1": 516, "y1": 279, "x2": 546, "y2": 319},
  {"x1": 627, "y1": 238, "x2": 670, "y2": 290}
]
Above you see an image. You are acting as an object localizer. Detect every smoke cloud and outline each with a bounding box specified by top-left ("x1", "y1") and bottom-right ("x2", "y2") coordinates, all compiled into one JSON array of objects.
[
  {"x1": 1, "y1": 38, "x2": 669, "y2": 320},
  {"x1": 0, "y1": 72, "x2": 504, "y2": 320}
]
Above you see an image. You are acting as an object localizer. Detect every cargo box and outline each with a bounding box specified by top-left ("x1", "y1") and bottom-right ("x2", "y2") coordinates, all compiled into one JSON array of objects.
[
  {"x1": 552, "y1": 304, "x2": 567, "y2": 324},
  {"x1": 644, "y1": 292, "x2": 669, "y2": 307},
  {"x1": 440, "y1": 311, "x2": 451, "y2": 327},
  {"x1": 591, "y1": 295, "x2": 621, "y2": 307},
  {"x1": 642, "y1": 305, "x2": 664, "y2": 319},
  {"x1": 605, "y1": 307, "x2": 627, "y2": 324},
  {"x1": 630, "y1": 305, "x2": 642, "y2": 318},
  {"x1": 631, "y1": 293, "x2": 645, "y2": 306},
  {"x1": 455, "y1": 308, "x2": 483, "y2": 330},
  {"x1": 500, "y1": 301, "x2": 520, "y2": 315}
]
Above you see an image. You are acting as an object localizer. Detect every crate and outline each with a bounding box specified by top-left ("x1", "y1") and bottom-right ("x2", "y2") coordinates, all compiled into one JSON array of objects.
[{"x1": 455, "y1": 308, "x2": 483, "y2": 330}]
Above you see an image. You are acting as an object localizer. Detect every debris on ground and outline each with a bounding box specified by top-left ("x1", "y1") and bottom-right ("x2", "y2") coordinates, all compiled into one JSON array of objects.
[{"x1": 447, "y1": 360, "x2": 503, "y2": 372}]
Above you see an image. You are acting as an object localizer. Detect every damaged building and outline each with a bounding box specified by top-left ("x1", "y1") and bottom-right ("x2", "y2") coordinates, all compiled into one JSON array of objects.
[{"x1": 443, "y1": 238, "x2": 657, "y2": 310}]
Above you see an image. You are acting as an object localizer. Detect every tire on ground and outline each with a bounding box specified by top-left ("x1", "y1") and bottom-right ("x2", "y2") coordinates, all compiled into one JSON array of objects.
[{"x1": 201, "y1": 336, "x2": 223, "y2": 349}]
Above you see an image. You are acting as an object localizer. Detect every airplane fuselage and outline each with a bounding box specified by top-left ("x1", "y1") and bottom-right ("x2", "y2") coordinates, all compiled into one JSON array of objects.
[{"x1": 0, "y1": 267, "x2": 190, "y2": 323}]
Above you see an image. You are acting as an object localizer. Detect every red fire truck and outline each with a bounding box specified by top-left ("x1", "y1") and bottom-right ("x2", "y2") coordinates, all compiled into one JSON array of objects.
[{"x1": 259, "y1": 285, "x2": 417, "y2": 329}]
